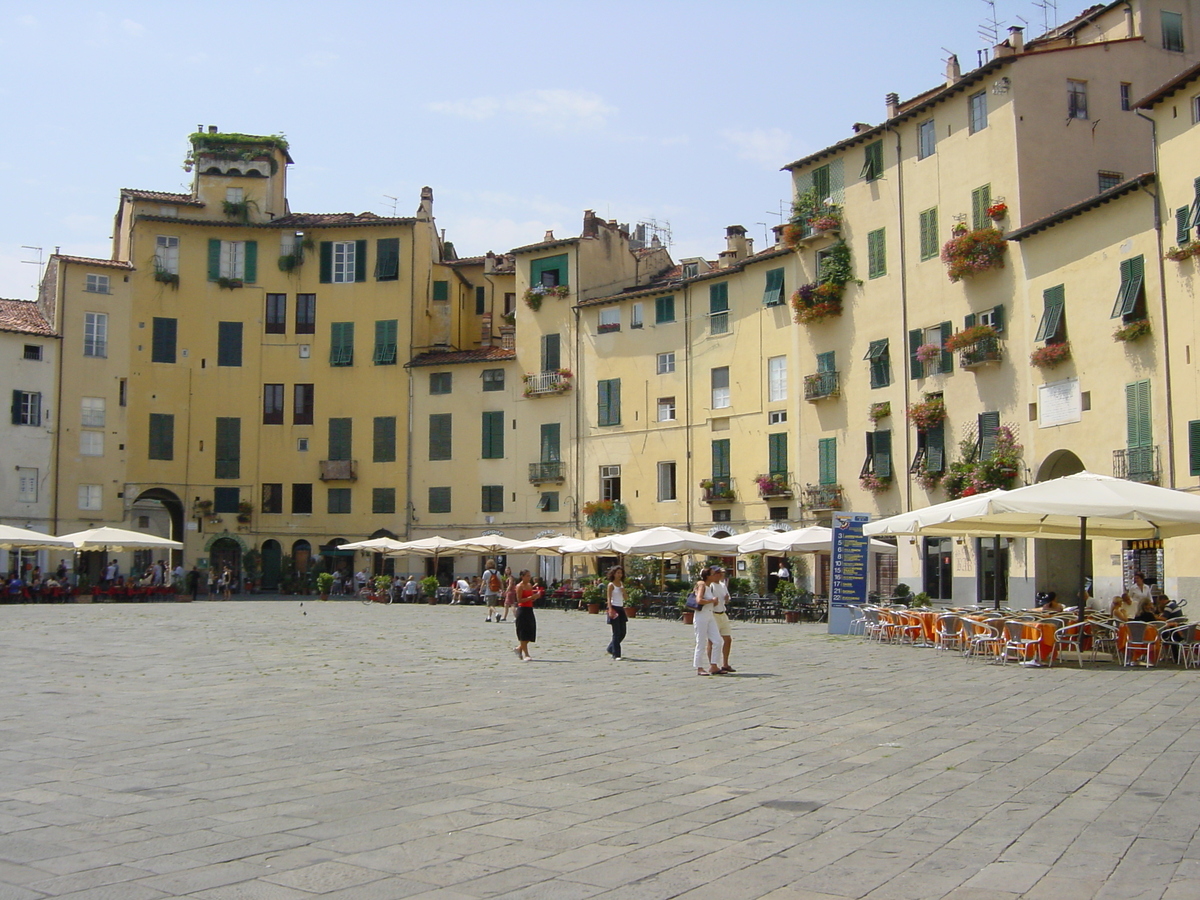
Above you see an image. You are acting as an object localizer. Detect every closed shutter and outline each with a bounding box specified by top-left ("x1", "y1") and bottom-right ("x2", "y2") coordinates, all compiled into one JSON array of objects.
[
  {"x1": 217, "y1": 321, "x2": 242, "y2": 367},
  {"x1": 964, "y1": 313, "x2": 976, "y2": 330},
  {"x1": 10, "y1": 389, "x2": 20, "y2": 425},
  {"x1": 429, "y1": 414, "x2": 451, "y2": 460},
  {"x1": 971, "y1": 184, "x2": 991, "y2": 230},
  {"x1": 319, "y1": 242, "x2": 332, "y2": 283},
  {"x1": 926, "y1": 421, "x2": 945, "y2": 473},
  {"x1": 152, "y1": 317, "x2": 177, "y2": 364},
  {"x1": 475, "y1": 286, "x2": 485, "y2": 314},
  {"x1": 432, "y1": 280, "x2": 449, "y2": 301},
  {"x1": 149, "y1": 413, "x2": 174, "y2": 460},
  {"x1": 817, "y1": 351, "x2": 835, "y2": 372},
  {"x1": 482, "y1": 411, "x2": 504, "y2": 459},
  {"x1": 1189, "y1": 420, "x2": 1200, "y2": 476},
  {"x1": 868, "y1": 229, "x2": 886, "y2": 278},
  {"x1": 655, "y1": 295, "x2": 675, "y2": 323},
  {"x1": 768, "y1": 432, "x2": 787, "y2": 476},
  {"x1": 372, "y1": 488, "x2": 396, "y2": 514},
  {"x1": 874, "y1": 429, "x2": 892, "y2": 478},
  {"x1": 939, "y1": 321, "x2": 953, "y2": 373},
  {"x1": 541, "y1": 333, "x2": 561, "y2": 371},
  {"x1": 977, "y1": 412, "x2": 1000, "y2": 458},
  {"x1": 354, "y1": 240, "x2": 367, "y2": 282},
  {"x1": 598, "y1": 379, "x2": 620, "y2": 426},
  {"x1": 711, "y1": 439, "x2": 730, "y2": 480},
  {"x1": 540, "y1": 423, "x2": 560, "y2": 462},
  {"x1": 1126, "y1": 380, "x2": 1152, "y2": 450},
  {"x1": 373, "y1": 416, "x2": 396, "y2": 462},
  {"x1": 328, "y1": 417, "x2": 352, "y2": 460},
  {"x1": 991, "y1": 304, "x2": 1005, "y2": 333},
  {"x1": 243, "y1": 241, "x2": 257, "y2": 283},
  {"x1": 818, "y1": 437, "x2": 837, "y2": 485},
  {"x1": 208, "y1": 239, "x2": 222, "y2": 281},
  {"x1": 909, "y1": 328, "x2": 924, "y2": 379},
  {"x1": 215, "y1": 417, "x2": 240, "y2": 479},
  {"x1": 429, "y1": 486, "x2": 451, "y2": 513}
]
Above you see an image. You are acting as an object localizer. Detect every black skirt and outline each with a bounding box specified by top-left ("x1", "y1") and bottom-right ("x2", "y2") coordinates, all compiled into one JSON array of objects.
[{"x1": 515, "y1": 605, "x2": 536, "y2": 642}]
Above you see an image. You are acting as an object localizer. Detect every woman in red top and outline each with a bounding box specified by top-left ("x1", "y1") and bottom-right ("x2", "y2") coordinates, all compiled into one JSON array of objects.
[{"x1": 513, "y1": 570, "x2": 543, "y2": 661}]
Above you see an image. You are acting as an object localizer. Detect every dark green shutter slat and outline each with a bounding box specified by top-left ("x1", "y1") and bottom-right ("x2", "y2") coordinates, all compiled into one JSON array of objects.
[
  {"x1": 909, "y1": 328, "x2": 924, "y2": 379},
  {"x1": 712, "y1": 439, "x2": 730, "y2": 479},
  {"x1": 152, "y1": 318, "x2": 177, "y2": 364},
  {"x1": 768, "y1": 433, "x2": 787, "y2": 475},
  {"x1": 429, "y1": 414, "x2": 451, "y2": 460},
  {"x1": 874, "y1": 430, "x2": 892, "y2": 479},
  {"x1": 208, "y1": 239, "x2": 221, "y2": 281},
  {"x1": 818, "y1": 437, "x2": 836, "y2": 484},
  {"x1": 927, "y1": 422, "x2": 945, "y2": 473},
  {"x1": 1126, "y1": 381, "x2": 1151, "y2": 450},
  {"x1": 597, "y1": 381, "x2": 610, "y2": 426},
  {"x1": 610, "y1": 379, "x2": 621, "y2": 425},
  {"x1": 375, "y1": 238, "x2": 400, "y2": 280},
  {"x1": 243, "y1": 241, "x2": 257, "y2": 283},
  {"x1": 215, "y1": 417, "x2": 240, "y2": 479},
  {"x1": 1177, "y1": 207, "x2": 1191, "y2": 245},
  {"x1": 319, "y1": 242, "x2": 332, "y2": 283},
  {"x1": 964, "y1": 313, "x2": 977, "y2": 330},
  {"x1": 373, "y1": 416, "x2": 396, "y2": 462},
  {"x1": 1189, "y1": 421, "x2": 1200, "y2": 476},
  {"x1": 542, "y1": 334, "x2": 561, "y2": 371},
  {"x1": 978, "y1": 412, "x2": 1000, "y2": 458},
  {"x1": 939, "y1": 321, "x2": 953, "y2": 373},
  {"x1": 992, "y1": 304, "x2": 1005, "y2": 333},
  {"x1": 329, "y1": 417, "x2": 352, "y2": 460},
  {"x1": 354, "y1": 240, "x2": 367, "y2": 282},
  {"x1": 482, "y1": 411, "x2": 503, "y2": 458},
  {"x1": 218, "y1": 322, "x2": 242, "y2": 367}
]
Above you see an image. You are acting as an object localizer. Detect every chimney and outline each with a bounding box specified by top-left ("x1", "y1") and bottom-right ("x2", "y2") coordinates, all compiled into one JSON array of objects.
[
  {"x1": 582, "y1": 209, "x2": 601, "y2": 238},
  {"x1": 725, "y1": 225, "x2": 749, "y2": 262},
  {"x1": 416, "y1": 186, "x2": 433, "y2": 221},
  {"x1": 772, "y1": 223, "x2": 786, "y2": 247},
  {"x1": 480, "y1": 313, "x2": 493, "y2": 349},
  {"x1": 885, "y1": 92, "x2": 900, "y2": 118},
  {"x1": 945, "y1": 54, "x2": 961, "y2": 87},
  {"x1": 1008, "y1": 25, "x2": 1024, "y2": 53},
  {"x1": 543, "y1": 230, "x2": 555, "y2": 242},
  {"x1": 208, "y1": 125, "x2": 218, "y2": 134},
  {"x1": 484, "y1": 251, "x2": 496, "y2": 274}
]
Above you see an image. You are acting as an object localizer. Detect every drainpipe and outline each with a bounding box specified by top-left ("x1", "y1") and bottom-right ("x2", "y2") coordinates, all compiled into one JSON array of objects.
[
  {"x1": 888, "y1": 123, "x2": 913, "y2": 513},
  {"x1": 51, "y1": 261, "x2": 64, "y2": 537},
  {"x1": 1135, "y1": 110, "x2": 1176, "y2": 489},
  {"x1": 405, "y1": 224, "x2": 418, "y2": 539},
  {"x1": 573, "y1": 302, "x2": 583, "y2": 537}
]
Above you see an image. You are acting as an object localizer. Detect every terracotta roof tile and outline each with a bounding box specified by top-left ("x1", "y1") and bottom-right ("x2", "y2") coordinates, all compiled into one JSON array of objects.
[
  {"x1": 407, "y1": 347, "x2": 515, "y2": 367},
  {"x1": 0, "y1": 300, "x2": 55, "y2": 336},
  {"x1": 52, "y1": 254, "x2": 134, "y2": 270},
  {"x1": 133, "y1": 212, "x2": 416, "y2": 229},
  {"x1": 121, "y1": 188, "x2": 205, "y2": 207}
]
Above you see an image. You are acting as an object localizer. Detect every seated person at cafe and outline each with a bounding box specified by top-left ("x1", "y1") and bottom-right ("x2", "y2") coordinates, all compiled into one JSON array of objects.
[
  {"x1": 1110, "y1": 593, "x2": 1135, "y2": 621},
  {"x1": 1036, "y1": 591, "x2": 1063, "y2": 612},
  {"x1": 1156, "y1": 595, "x2": 1184, "y2": 619},
  {"x1": 1133, "y1": 594, "x2": 1163, "y2": 623}
]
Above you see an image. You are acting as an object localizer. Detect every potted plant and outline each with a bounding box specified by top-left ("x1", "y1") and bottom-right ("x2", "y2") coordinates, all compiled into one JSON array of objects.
[
  {"x1": 195, "y1": 499, "x2": 213, "y2": 518},
  {"x1": 940, "y1": 226, "x2": 1008, "y2": 282},
  {"x1": 1030, "y1": 342, "x2": 1072, "y2": 369},
  {"x1": 373, "y1": 574, "x2": 393, "y2": 601},
  {"x1": 915, "y1": 343, "x2": 942, "y2": 367},
  {"x1": 986, "y1": 201, "x2": 1008, "y2": 221},
  {"x1": 777, "y1": 582, "x2": 801, "y2": 623},
  {"x1": 582, "y1": 581, "x2": 606, "y2": 614},
  {"x1": 316, "y1": 572, "x2": 334, "y2": 601},
  {"x1": 625, "y1": 585, "x2": 645, "y2": 618},
  {"x1": 677, "y1": 594, "x2": 696, "y2": 625},
  {"x1": 869, "y1": 402, "x2": 891, "y2": 424},
  {"x1": 523, "y1": 284, "x2": 570, "y2": 311},
  {"x1": 943, "y1": 324, "x2": 998, "y2": 353},
  {"x1": 1165, "y1": 242, "x2": 1200, "y2": 262},
  {"x1": 421, "y1": 575, "x2": 440, "y2": 603},
  {"x1": 859, "y1": 473, "x2": 892, "y2": 494},
  {"x1": 907, "y1": 397, "x2": 947, "y2": 431},
  {"x1": 910, "y1": 591, "x2": 933, "y2": 608},
  {"x1": 1113, "y1": 318, "x2": 1151, "y2": 343},
  {"x1": 892, "y1": 583, "x2": 912, "y2": 605},
  {"x1": 154, "y1": 269, "x2": 180, "y2": 287},
  {"x1": 236, "y1": 499, "x2": 253, "y2": 524}
]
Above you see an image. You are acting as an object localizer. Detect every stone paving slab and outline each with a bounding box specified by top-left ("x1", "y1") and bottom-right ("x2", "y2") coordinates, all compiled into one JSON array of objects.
[{"x1": 2, "y1": 600, "x2": 1199, "y2": 898}]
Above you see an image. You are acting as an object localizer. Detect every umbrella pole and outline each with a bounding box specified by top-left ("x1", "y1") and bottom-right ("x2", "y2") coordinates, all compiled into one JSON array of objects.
[
  {"x1": 994, "y1": 534, "x2": 1002, "y2": 610},
  {"x1": 1077, "y1": 517, "x2": 1088, "y2": 624}
]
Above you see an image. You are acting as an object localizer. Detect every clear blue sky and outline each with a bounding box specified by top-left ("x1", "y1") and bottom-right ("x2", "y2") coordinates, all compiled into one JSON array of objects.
[{"x1": 0, "y1": 1, "x2": 1067, "y2": 299}]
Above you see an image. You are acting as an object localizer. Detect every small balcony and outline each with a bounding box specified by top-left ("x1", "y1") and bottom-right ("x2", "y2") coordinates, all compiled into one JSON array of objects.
[
  {"x1": 755, "y1": 473, "x2": 793, "y2": 499},
  {"x1": 1113, "y1": 446, "x2": 1161, "y2": 484},
  {"x1": 528, "y1": 460, "x2": 565, "y2": 484},
  {"x1": 804, "y1": 370, "x2": 840, "y2": 401},
  {"x1": 523, "y1": 370, "x2": 573, "y2": 397},
  {"x1": 700, "y1": 479, "x2": 736, "y2": 504},
  {"x1": 803, "y1": 483, "x2": 844, "y2": 510},
  {"x1": 959, "y1": 335, "x2": 1003, "y2": 369},
  {"x1": 319, "y1": 459, "x2": 357, "y2": 481}
]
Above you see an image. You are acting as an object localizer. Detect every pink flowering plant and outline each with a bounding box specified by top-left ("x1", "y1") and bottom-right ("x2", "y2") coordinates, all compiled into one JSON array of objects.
[{"x1": 941, "y1": 227, "x2": 1007, "y2": 282}]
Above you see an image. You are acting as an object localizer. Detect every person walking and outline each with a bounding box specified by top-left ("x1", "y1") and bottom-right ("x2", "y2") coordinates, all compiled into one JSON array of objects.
[
  {"x1": 186, "y1": 566, "x2": 201, "y2": 602},
  {"x1": 513, "y1": 570, "x2": 542, "y2": 661},
  {"x1": 500, "y1": 567, "x2": 518, "y2": 621},
  {"x1": 605, "y1": 565, "x2": 628, "y2": 660},
  {"x1": 402, "y1": 576, "x2": 419, "y2": 603},
  {"x1": 708, "y1": 566, "x2": 736, "y2": 673},
  {"x1": 692, "y1": 567, "x2": 723, "y2": 675},
  {"x1": 482, "y1": 559, "x2": 503, "y2": 622},
  {"x1": 221, "y1": 566, "x2": 234, "y2": 600}
]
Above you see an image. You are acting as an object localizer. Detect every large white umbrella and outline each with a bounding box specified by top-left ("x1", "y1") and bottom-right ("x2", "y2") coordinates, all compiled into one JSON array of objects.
[
  {"x1": 863, "y1": 490, "x2": 1011, "y2": 537},
  {"x1": 510, "y1": 536, "x2": 598, "y2": 556},
  {"x1": 384, "y1": 536, "x2": 470, "y2": 557},
  {"x1": 736, "y1": 525, "x2": 897, "y2": 554},
  {"x1": 338, "y1": 537, "x2": 408, "y2": 552},
  {"x1": 451, "y1": 534, "x2": 527, "y2": 554},
  {"x1": 594, "y1": 526, "x2": 741, "y2": 556},
  {"x1": 59, "y1": 526, "x2": 182, "y2": 550},
  {"x1": 0, "y1": 525, "x2": 76, "y2": 550}
]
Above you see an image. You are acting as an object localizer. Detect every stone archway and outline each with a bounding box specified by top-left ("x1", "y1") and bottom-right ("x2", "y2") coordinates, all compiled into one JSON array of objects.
[
  {"x1": 131, "y1": 487, "x2": 185, "y2": 567},
  {"x1": 1034, "y1": 449, "x2": 1089, "y2": 605},
  {"x1": 260, "y1": 540, "x2": 282, "y2": 591},
  {"x1": 1037, "y1": 449, "x2": 1085, "y2": 482}
]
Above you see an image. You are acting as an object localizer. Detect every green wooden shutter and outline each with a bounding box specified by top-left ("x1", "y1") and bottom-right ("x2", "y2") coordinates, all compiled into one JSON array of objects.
[
  {"x1": 972, "y1": 184, "x2": 991, "y2": 230},
  {"x1": 149, "y1": 413, "x2": 174, "y2": 461},
  {"x1": 926, "y1": 421, "x2": 945, "y2": 473},
  {"x1": 215, "y1": 417, "x2": 240, "y2": 479},
  {"x1": 243, "y1": 241, "x2": 257, "y2": 283},
  {"x1": 373, "y1": 320, "x2": 397, "y2": 364},
  {"x1": 709, "y1": 282, "x2": 729, "y2": 313},
  {"x1": 1177, "y1": 206, "x2": 1191, "y2": 245},
  {"x1": 597, "y1": 380, "x2": 610, "y2": 426},
  {"x1": 909, "y1": 328, "x2": 924, "y2": 379},
  {"x1": 763, "y1": 268, "x2": 784, "y2": 306},
  {"x1": 319, "y1": 242, "x2": 332, "y2": 283},
  {"x1": 977, "y1": 412, "x2": 1000, "y2": 458},
  {"x1": 817, "y1": 351, "x2": 835, "y2": 373},
  {"x1": 991, "y1": 304, "x2": 1005, "y2": 333},
  {"x1": 541, "y1": 333, "x2": 561, "y2": 371},
  {"x1": 711, "y1": 439, "x2": 730, "y2": 480},
  {"x1": 217, "y1": 321, "x2": 242, "y2": 367},
  {"x1": 432, "y1": 280, "x2": 449, "y2": 301},
  {"x1": 1112, "y1": 255, "x2": 1146, "y2": 318},
  {"x1": 874, "y1": 429, "x2": 892, "y2": 479},
  {"x1": 1126, "y1": 380, "x2": 1152, "y2": 450},
  {"x1": 373, "y1": 416, "x2": 396, "y2": 462},
  {"x1": 540, "y1": 423, "x2": 560, "y2": 461},
  {"x1": 656, "y1": 295, "x2": 675, "y2": 323},
  {"x1": 1035, "y1": 286, "x2": 1065, "y2": 342},
  {"x1": 939, "y1": 321, "x2": 953, "y2": 373},
  {"x1": 1189, "y1": 420, "x2": 1200, "y2": 476},
  {"x1": 482, "y1": 410, "x2": 504, "y2": 459},
  {"x1": 429, "y1": 414, "x2": 451, "y2": 460},
  {"x1": 530, "y1": 254, "x2": 569, "y2": 286},
  {"x1": 475, "y1": 286, "x2": 485, "y2": 314},
  {"x1": 609, "y1": 379, "x2": 621, "y2": 425},
  {"x1": 868, "y1": 229, "x2": 886, "y2": 278},
  {"x1": 354, "y1": 240, "x2": 367, "y2": 282},
  {"x1": 818, "y1": 437, "x2": 837, "y2": 485},
  {"x1": 963, "y1": 312, "x2": 977, "y2": 330},
  {"x1": 328, "y1": 417, "x2": 352, "y2": 460},
  {"x1": 768, "y1": 432, "x2": 787, "y2": 476},
  {"x1": 1190, "y1": 176, "x2": 1200, "y2": 228},
  {"x1": 152, "y1": 317, "x2": 177, "y2": 364},
  {"x1": 375, "y1": 238, "x2": 400, "y2": 280},
  {"x1": 208, "y1": 239, "x2": 221, "y2": 281},
  {"x1": 10, "y1": 390, "x2": 21, "y2": 425}
]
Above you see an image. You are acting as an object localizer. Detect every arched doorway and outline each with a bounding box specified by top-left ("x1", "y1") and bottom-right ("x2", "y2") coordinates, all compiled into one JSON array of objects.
[
  {"x1": 131, "y1": 487, "x2": 185, "y2": 567},
  {"x1": 1034, "y1": 449, "x2": 1089, "y2": 604},
  {"x1": 208, "y1": 537, "x2": 243, "y2": 592},
  {"x1": 261, "y1": 540, "x2": 282, "y2": 591},
  {"x1": 368, "y1": 529, "x2": 397, "y2": 577},
  {"x1": 292, "y1": 540, "x2": 312, "y2": 593}
]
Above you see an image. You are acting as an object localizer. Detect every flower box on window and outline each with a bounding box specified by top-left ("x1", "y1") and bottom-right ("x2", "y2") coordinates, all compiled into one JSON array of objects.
[
  {"x1": 859, "y1": 473, "x2": 892, "y2": 494},
  {"x1": 1030, "y1": 342, "x2": 1072, "y2": 369},
  {"x1": 523, "y1": 284, "x2": 570, "y2": 311},
  {"x1": 1113, "y1": 318, "x2": 1151, "y2": 343},
  {"x1": 941, "y1": 227, "x2": 1007, "y2": 282},
  {"x1": 754, "y1": 473, "x2": 792, "y2": 499}
]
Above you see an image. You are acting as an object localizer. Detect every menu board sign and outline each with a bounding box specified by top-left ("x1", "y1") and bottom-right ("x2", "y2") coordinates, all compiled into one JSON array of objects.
[{"x1": 831, "y1": 512, "x2": 870, "y2": 607}]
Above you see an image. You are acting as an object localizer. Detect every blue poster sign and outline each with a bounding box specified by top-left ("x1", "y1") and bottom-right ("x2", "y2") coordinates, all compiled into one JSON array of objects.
[{"x1": 831, "y1": 512, "x2": 870, "y2": 608}]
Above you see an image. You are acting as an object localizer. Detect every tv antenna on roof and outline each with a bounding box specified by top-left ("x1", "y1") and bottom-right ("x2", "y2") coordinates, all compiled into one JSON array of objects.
[
  {"x1": 978, "y1": 0, "x2": 1002, "y2": 46},
  {"x1": 20, "y1": 245, "x2": 43, "y2": 293},
  {"x1": 1033, "y1": 0, "x2": 1058, "y2": 34},
  {"x1": 382, "y1": 194, "x2": 398, "y2": 216}
]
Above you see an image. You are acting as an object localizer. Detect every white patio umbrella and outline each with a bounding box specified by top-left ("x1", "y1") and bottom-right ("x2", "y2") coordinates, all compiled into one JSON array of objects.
[
  {"x1": 736, "y1": 525, "x2": 897, "y2": 555},
  {"x1": 338, "y1": 537, "x2": 409, "y2": 552},
  {"x1": 591, "y1": 526, "x2": 742, "y2": 556},
  {"x1": 451, "y1": 534, "x2": 527, "y2": 554},
  {"x1": 59, "y1": 526, "x2": 182, "y2": 550},
  {"x1": 0, "y1": 525, "x2": 76, "y2": 550},
  {"x1": 383, "y1": 536, "x2": 471, "y2": 556},
  {"x1": 509, "y1": 536, "x2": 598, "y2": 556}
]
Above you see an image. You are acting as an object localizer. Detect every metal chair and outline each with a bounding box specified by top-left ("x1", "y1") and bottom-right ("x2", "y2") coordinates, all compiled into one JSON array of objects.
[
  {"x1": 1159, "y1": 621, "x2": 1199, "y2": 667},
  {"x1": 1002, "y1": 619, "x2": 1043, "y2": 665},
  {"x1": 1120, "y1": 621, "x2": 1161, "y2": 667},
  {"x1": 933, "y1": 614, "x2": 966, "y2": 653},
  {"x1": 1049, "y1": 620, "x2": 1088, "y2": 668},
  {"x1": 964, "y1": 619, "x2": 1004, "y2": 661}
]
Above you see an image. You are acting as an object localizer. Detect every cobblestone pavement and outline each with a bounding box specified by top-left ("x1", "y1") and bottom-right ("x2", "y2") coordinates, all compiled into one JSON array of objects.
[{"x1": 1, "y1": 599, "x2": 1198, "y2": 899}]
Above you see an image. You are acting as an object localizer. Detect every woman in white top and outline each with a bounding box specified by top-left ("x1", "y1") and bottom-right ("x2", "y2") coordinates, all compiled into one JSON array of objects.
[
  {"x1": 606, "y1": 566, "x2": 628, "y2": 660},
  {"x1": 692, "y1": 567, "x2": 723, "y2": 675}
]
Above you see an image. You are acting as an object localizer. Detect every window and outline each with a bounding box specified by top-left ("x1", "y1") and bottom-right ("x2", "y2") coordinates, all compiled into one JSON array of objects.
[
  {"x1": 600, "y1": 465, "x2": 621, "y2": 501},
  {"x1": 861, "y1": 430, "x2": 893, "y2": 479},
  {"x1": 540, "y1": 423, "x2": 561, "y2": 463},
  {"x1": 657, "y1": 462, "x2": 677, "y2": 501},
  {"x1": 968, "y1": 91, "x2": 988, "y2": 133},
  {"x1": 919, "y1": 207, "x2": 939, "y2": 260},
  {"x1": 320, "y1": 240, "x2": 366, "y2": 283},
  {"x1": 1035, "y1": 285, "x2": 1066, "y2": 343},
  {"x1": 482, "y1": 410, "x2": 504, "y2": 459},
  {"x1": 911, "y1": 421, "x2": 946, "y2": 476},
  {"x1": 327, "y1": 488, "x2": 352, "y2": 514},
  {"x1": 373, "y1": 416, "x2": 396, "y2": 463},
  {"x1": 80, "y1": 431, "x2": 103, "y2": 456},
  {"x1": 294, "y1": 384, "x2": 314, "y2": 425},
  {"x1": 429, "y1": 413, "x2": 452, "y2": 460},
  {"x1": 148, "y1": 413, "x2": 173, "y2": 460},
  {"x1": 119, "y1": 378, "x2": 126, "y2": 407},
  {"x1": 432, "y1": 280, "x2": 449, "y2": 302},
  {"x1": 971, "y1": 185, "x2": 992, "y2": 231},
  {"x1": 768, "y1": 356, "x2": 787, "y2": 402},
  {"x1": 709, "y1": 283, "x2": 729, "y2": 334},
  {"x1": 813, "y1": 163, "x2": 832, "y2": 201},
  {"x1": 260, "y1": 384, "x2": 283, "y2": 425},
  {"x1": 265, "y1": 294, "x2": 286, "y2": 334},
  {"x1": 262, "y1": 483, "x2": 282, "y2": 514},
  {"x1": 1068, "y1": 80, "x2": 1088, "y2": 120},
  {"x1": 628, "y1": 303, "x2": 643, "y2": 329},
  {"x1": 373, "y1": 320, "x2": 397, "y2": 365},
  {"x1": 598, "y1": 379, "x2": 621, "y2": 426},
  {"x1": 78, "y1": 484, "x2": 102, "y2": 511},
  {"x1": 768, "y1": 432, "x2": 788, "y2": 477},
  {"x1": 11, "y1": 390, "x2": 39, "y2": 426},
  {"x1": 860, "y1": 140, "x2": 883, "y2": 181},
  {"x1": 909, "y1": 322, "x2": 952, "y2": 378},
  {"x1": 214, "y1": 488, "x2": 240, "y2": 514},
  {"x1": 712, "y1": 367, "x2": 730, "y2": 409},
  {"x1": 712, "y1": 509, "x2": 731, "y2": 523},
  {"x1": 207, "y1": 239, "x2": 258, "y2": 282},
  {"x1": 475, "y1": 286, "x2": 486, "y2": 315},
  {"x1": 217, "y1": 321, "x2": 243, "y2": 367},
  {"x1": 598, "y1": 307, "x2": 620, "y2": 333},
  {"x1": 330, "y1": 322, "x2": 354, "y2": 366},
  {"x1": 682, "y1": 262, "x2": 699, "y2": 279},
  {"x1": 973, "y1": 305, "x2": 1005, "y2": 333},
  {"x1": 503, "y1": 292, "x2": 516, "y2": 317},
  {"x1": 297, "y1": 438, "x2": 309, "y2": 451},
  {"x1": 482, "y1": 369, "x2": 504, "y2": 391},
  {"x1": 1111, "y1": 255, "x2": 1146, "y2": 321},
  {"x1": 81, "y1": 397, "x2": 105, "y2": 427},
  {"x1": 481, "y1": 485, "x2": 504, "y2": 513},
  {"x1": 655, "y1": 295, "x2": 675, "y2": 323},
  {"x1": 1099, "y1": 171, "x2": 1123, "y2": 193},
  {"x1": 429, "y1": 486, "x2": 451, "y2": 513},
  {"x1": 151, "y1": 317, "x2": 176, "y2": 364},
  {"x1": 84, "y1": 312, "x2": 107, "y2": 358},
  {"x1": 538, "y1": 491, "x2": 559, "y2": 512},
  {"x1": 23, "y1": 344, "x2": 42, "y2": 361},
  {"x1": 372, "y1": 488, "x2": 396, "y2": 514},
  {"x1": 85, "y1": 273, "x2": 110, "y2": 293},
  {"x1": 658, "y1": 397, "x2": 676, "y2": 422},
  {"x1": 215, "y1": 417, "x2": 241, "y2": 479},
  {"x1": 430, "y1": 372, "x2": 452, "y2": 394},
  {"x1": 291, "y1": 483, "x2": 313, "y2": 515},
  {"x1": 917, "y1": 119, "x2": 936, "y2": 159},
  {"x1": 976, "y1": 411, "x2": 1001, "y2": 458},
  {"x1": 541, "y1": 333, "x2": 561, "y2": 372},
  {"x1": 328, "y1": 417, "x2": 352, "y2": 461},
  {"x1": 867, "y1": 228, "x2": 886, "y2": 278},
  {"x1": 711, "y1": 438, "x2": 731, "y2": 484},
  {"x1": 226, "y1": 187, "x2": 244, "y2": 205},
  {"x1": 1163, "y1": 10, "x2": 1185, "y2": 52},
  {"x1": 154, "y1": 236, "x2": 179, "y2": 275},
  {"x1": 375, "y1": 237, "x2": 400, "y2": 281},
  {"x1": 865, "y1": 339, "x2": 891, "y2": 388},
  {"x1": 657, "y1": 352, "x2": 675, "y2": 374},
  {"x1": 816, "y1": 436, "x2": 835, "y2": 487},
  {"x1": 17, "y1": 467, "x2": 37, "y2": 503},
  {"x1": 530, "y1": 253, "x2": 568, "y2": 287},
  {"x1": 296, "y1": 294, "x2": 316, "y2": 334},
  {"x1": 762, "y1": 268, "x2": 785, "y2": 306},
  {"x1": 1121, "y1": 83, "x2": 1132, "y2": 112},
  {"x1": 769, "y1": 410, "x2": 788, "y2": 425}
]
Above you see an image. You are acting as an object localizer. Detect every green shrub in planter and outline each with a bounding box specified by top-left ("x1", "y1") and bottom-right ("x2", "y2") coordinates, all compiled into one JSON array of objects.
[{"x1": 420, "y1": 576, "x2": 439, "y2": 598}]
